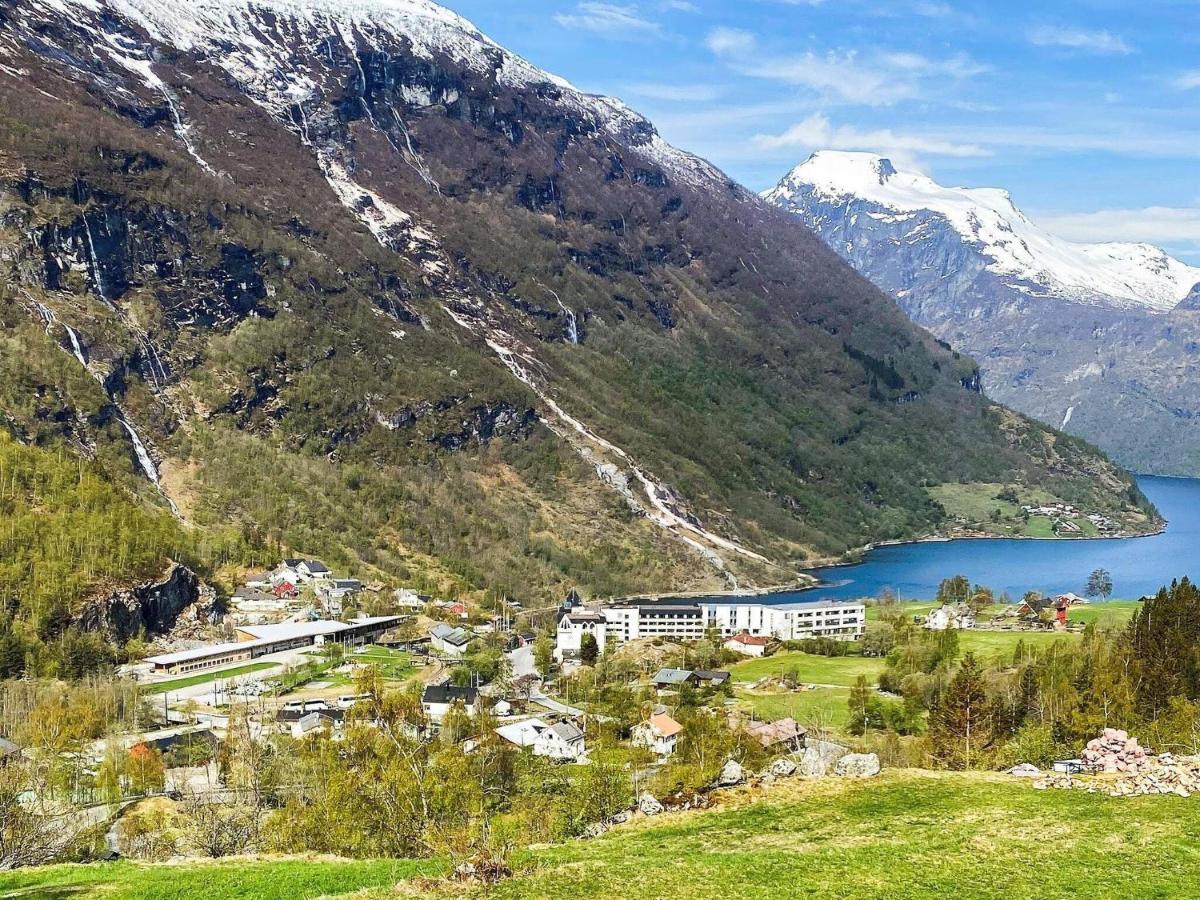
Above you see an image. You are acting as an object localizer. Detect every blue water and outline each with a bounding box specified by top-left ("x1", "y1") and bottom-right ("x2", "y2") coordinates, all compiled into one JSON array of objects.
[{"x1": 756, "y1": 476, "x2": 1200, "y2": 604}]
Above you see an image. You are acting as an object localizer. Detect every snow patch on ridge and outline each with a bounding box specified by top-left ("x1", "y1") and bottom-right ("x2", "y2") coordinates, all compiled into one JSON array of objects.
[{"x1": 766, "y1": 150, "x2": 1200, "y2": 312}]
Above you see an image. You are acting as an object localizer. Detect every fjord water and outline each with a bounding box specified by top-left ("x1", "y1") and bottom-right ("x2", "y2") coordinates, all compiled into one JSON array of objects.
[{"x1": 776, "y1": 476, "x2": 1200, "y2": 603}]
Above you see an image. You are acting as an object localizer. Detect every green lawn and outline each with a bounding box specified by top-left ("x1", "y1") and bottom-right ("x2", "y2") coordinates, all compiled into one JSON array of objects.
[
  {"x1": 730, "y1": 651, "x2": 886, "y2": 687},
  {"x1": 0, "y1": 857, "x2": 439, "y2": 899},
  {"x1": 734, "y1": 686, "x2": 851, "y2": 730},
  {"x1": 928, "y1": 482, "x2": 1100, "y2": 538},
  {"x1": 480, "y1": 772, "x2": 1200, "y2": 899},
  {"x1": 144, "y1": 662, "x2": 278, "y2": 694},
  {"x1": 15, "y1": 771, "x2": 1200, "y2": 898}
]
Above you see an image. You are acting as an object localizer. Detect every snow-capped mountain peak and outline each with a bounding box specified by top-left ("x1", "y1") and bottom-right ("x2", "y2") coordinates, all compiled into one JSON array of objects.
[{"x1": 765, "y1": 150, "x2": 1200, "y2": 312}]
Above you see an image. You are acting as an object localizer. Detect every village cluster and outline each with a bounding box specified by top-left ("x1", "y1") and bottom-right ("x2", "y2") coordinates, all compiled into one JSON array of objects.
[
  {"x1": 1020, "y1": 502, "x2": 1122, "y2": 536},
  {"x1": 98, "y1": 562, "x2": 874, "y2": 783}
]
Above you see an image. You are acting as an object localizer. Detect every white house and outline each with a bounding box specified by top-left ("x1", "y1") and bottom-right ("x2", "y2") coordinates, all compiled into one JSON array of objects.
[
  {"x1": 495, "y1": 717, "x2": 550, "y2": 748},
  {"x1": 925, "y1": 604, "x2": 975, "y2": 631},
  {"x1": 421, "y1": 683, "x2": 480, "y2": 723},
  {"x1": 555, "y1": 608, "x2": 609, "y2": 661},
  {"x1": 532, "y1": 721, "x2": 586, "y2": 762},
  {"x1": 724, "y1": 632, "x2": 771, "y2": 657},
  {"x1": 632, "y1": 713, "x2": 682, "y2": 758},
  {"x1": 430, "y1": 624, "x2": 471, "y2": 658},
  {"x1": 394, "y1": 589, "x2": 425, "y2": 611},
  {"x1": 299, "y1": 559, "x2": 332, "y2": 581}
]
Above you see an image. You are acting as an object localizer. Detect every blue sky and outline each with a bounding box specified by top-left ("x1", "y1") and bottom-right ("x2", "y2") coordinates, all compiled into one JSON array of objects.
[{"x1": 448, "y1": 0, "x2": 1200, "y2": 261}]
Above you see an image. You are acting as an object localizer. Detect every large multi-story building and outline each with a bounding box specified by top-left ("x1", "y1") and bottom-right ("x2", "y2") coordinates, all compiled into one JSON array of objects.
[{"x1": 555, "y1": 597, "x2": 865, "y2": 659}]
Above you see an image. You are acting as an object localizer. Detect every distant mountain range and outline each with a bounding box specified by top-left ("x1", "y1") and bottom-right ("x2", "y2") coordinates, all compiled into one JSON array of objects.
[{"x1": 766, "y1": 151, "x2": 1200, "y2": 476}]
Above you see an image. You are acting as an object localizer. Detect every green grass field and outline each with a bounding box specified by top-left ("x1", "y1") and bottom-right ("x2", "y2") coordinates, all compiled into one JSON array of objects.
[
  {"x1": 145, "y1": 662, "x2": 279, "y2": 694},
  {"x1": 13, "y1": 771, "x2": 1200, "y2": 898},
  {"x1": 927, "y1": 482, "x2": 1100, "y2": 538},
  {"x1": 0, "y1": 857, "x2": 439, "y2": 899},
  {"x1": 730, "y1": 651, "x2": 886, "y2": 687},
  {"x1": 734, "y1": 686, "x2": 851, "y2": 729}
]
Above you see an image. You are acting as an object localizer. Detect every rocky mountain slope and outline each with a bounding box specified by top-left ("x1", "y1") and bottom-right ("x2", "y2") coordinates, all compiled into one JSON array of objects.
[
  {"x1": 0, "y1": 0, "x2": 1157, "y2": 618},
  {"x1": 765, "y1": 151, "x2": 1200, "y2": 476}
]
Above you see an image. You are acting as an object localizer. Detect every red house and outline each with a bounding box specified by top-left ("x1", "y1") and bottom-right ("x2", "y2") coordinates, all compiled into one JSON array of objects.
[{"x1": 273, "y1": 581, "x2": 297, "y2": 599}]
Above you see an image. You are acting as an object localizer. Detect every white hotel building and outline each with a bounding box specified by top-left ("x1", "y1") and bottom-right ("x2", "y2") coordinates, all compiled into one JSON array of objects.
[{"x1": 556, "y1": 598, "x2": 865, "y2": 659}]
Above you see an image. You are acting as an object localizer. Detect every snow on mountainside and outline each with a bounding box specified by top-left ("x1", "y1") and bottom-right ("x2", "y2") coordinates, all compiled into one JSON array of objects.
[
  {"x1": 12, "y1": 0, "x2": 726, "y2": 190},
  {"x1": 765, "y1": 151, "x2": 1200, "y2": 312}
]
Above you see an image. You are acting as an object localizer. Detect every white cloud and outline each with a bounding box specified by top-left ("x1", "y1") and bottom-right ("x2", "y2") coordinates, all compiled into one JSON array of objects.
[
  {"x1": 706, "y1": 30, "x2": 984, "y2": 106},
  {"x1": 659, "y1": 0, "x2": 698, "y2": 10},
  {"x1": 705, "y1": 26, "x2": 755, "y2": 55},
  {"x1": 1172, "y1": 70, "x2": 1200, "y2": 90},
  {"x1": 1028, "y1": 25, "x2": 1132, "y2": 55},
  {"x1": 1038, "y1": 207, "x2": 1200, "y2": 248},
  {"x1": 753, "y1": 113, "x2": 991, "y2": 166},
  {"x1": 731, "y1": 49, "x2": 916, "y2": 106},
  {"x1": 555, "y1": 3, "x2": 661, "y2": 37},
  {"x1": 880, "y1": 51, "x2": 988, "y2": 78}
]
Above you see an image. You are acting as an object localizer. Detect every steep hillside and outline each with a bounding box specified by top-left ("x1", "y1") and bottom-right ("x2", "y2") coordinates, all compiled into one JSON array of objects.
[
  {"x1": 766, "y1": 151, "x2": 1200, "y2": 476},
  {"x1": 0, "y1": 0, "x2": 1156, "y2": 612}
]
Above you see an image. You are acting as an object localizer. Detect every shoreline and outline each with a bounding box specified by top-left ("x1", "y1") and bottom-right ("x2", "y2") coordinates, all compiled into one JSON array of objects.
[{"x1": 620, "y1": 520, "x2": 1168, "y2": 606}]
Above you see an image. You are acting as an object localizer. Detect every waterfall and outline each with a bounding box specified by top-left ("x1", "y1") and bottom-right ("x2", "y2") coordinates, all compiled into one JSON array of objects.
[
  {"x1": 119, "y1": 417, "x2": 158, "y2": 483},
  {"x1": 82, "y1": 213, "x2": 111, "y2": 306},
  {"x1": 158, "y1": 86, "x2": 215, "y2": 175},
  {"x1": 544, "y1": 288, "x2": 578, "y2": 345},
  {"x1": 62, "y1": 323, "x2": 87, "y2": 368}
]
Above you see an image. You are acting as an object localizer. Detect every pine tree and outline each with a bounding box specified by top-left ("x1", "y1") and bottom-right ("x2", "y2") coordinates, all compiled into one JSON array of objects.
[
  {"x1": 930, "y1": 652, "x2": 990, "y2": 769},
  {"x1": 579, "y1": 632, "x2": 598, "y2": 665}
]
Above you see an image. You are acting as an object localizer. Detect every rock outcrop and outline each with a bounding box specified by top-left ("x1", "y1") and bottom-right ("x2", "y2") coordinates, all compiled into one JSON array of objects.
[
  {"x1": 637, "y1": 792, "x2": 664, "y2": 816},
  {"x1": 716, "y1": 759, "x2": 746, "y2": 787},
  {"x1": 76, "y1": 564, "x2": 217, "y2": 643},
  {"x1": 834, "y1": 753, "x2": 881, "y2": 778}
]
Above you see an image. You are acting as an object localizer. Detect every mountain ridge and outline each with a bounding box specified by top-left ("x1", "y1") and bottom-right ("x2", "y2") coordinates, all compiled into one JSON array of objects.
[
  {"x1": 0, "y1": 0, "x2": 1158, "y2": 633},
  {"x1": 765, "y1": 150, "x2": 1200, "y2": 476},
  {"x1": 766, "y1": 151, "x2": 1200, "y2": 313}
]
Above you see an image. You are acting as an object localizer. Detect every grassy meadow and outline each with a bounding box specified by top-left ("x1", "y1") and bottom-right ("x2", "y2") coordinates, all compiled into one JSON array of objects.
[{"x1": 10, "y1": 771, "x2": 1200, "y2": 899}]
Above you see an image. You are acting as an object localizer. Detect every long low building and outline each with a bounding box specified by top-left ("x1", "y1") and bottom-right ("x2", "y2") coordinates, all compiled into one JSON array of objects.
[
  {"x1": 556, "y1": 598, "x2": 865, "y2": 659},
  {"x1": 146, "y1": 615, "x2": 402, "y2": 675}
]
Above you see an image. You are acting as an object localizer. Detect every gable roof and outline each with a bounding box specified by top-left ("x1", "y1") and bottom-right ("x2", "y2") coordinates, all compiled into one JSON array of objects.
[
  {"x1": 646, "y1": 713, "x2": 682, "y2": 738},
  {"x1": 694, "y1": 670, "x2": 730, "y2": 684},
  {"x1": 301, "y1": 559, "x2": 330, "y2": 573},
  {"x1": 727, "y1": 632, "x2": 771, "y2": 646},
  {"x1": 430, "y1": 624, "x2": 470, "y2": 646},
  {"x1": 422, "y1": 683, "x2": 479, "y2": 705},
  {"x1": 547, "y1": 721, "x2": 584, "y2": 743},
  {"x1": 651, "y1": 668, "x2": 696, "y2": 685}
]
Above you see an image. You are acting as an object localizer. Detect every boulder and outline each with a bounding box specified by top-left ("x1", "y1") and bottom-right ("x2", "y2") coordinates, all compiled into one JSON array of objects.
[
  {"x1": 610, "y1": 810, "x2": 630, "y2": 825},
  {"x1": 798, "y1": 739, "x2": 849, "y2": 778},
  {"x1": 769, "y1": 757, "x2": 798, "y2": 778},
  {"x1": 717, "y1": 759, "x2": 745, "y2": 787},
  {"x1": 1008, "y1": 763, "x2": 1041, "y2": 777},
  {"x1": 638, "y1": 792, "x2": 663, "y2": 816},
  {"x1": 834, "y1": 753, "x2": 881, "y2": 778}
]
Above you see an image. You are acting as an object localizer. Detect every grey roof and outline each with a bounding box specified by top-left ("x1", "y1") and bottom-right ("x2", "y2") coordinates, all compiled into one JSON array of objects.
[
  {"x1": 652, "y1": 668, "x2": 696, "y2": 685},
  {"x1": 695, "y1": 670, "x2": 730, "y2": 684},
  {"x1": 637, "y1": 604, "x2": 702, "y2": 615},
  {"x1": 550, "y1": 721, "x2": 584, "y2": 743},
  {"x1": 301, "y1": 559, "x2": 331, "y2": 573},
  {"x1": 430, "y1": 624, "x2": 470, "y2": 646}
]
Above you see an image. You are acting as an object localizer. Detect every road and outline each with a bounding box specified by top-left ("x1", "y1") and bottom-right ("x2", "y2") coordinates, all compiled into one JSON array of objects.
[{"x1": 508, "y1": 644, "x2": 537, "y2": 679}]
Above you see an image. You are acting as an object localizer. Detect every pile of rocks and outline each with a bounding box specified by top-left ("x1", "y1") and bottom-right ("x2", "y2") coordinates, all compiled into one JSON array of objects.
[
  {"x1": 1033, "y1": 755, "x2": 1200, "y2": 798},
  {"x1": 1081, "y1": 728, "x2": 1149, "y2": 774}
]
